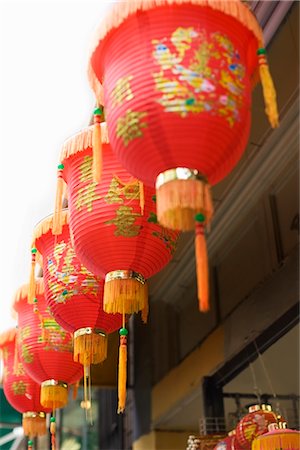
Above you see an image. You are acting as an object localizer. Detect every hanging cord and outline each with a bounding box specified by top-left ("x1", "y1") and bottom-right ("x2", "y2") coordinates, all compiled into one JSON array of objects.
[
  {"x1": 249, "y1": 361, "x2": 262, "y2": 405},
  {"x1": 254, "y1": 341, "x2": 281, "y2": 415}
]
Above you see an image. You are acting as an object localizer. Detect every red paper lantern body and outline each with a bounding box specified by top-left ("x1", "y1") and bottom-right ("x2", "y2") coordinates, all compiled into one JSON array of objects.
[
  {"x1": 91, "y1": 4, "x2": 258, "y2": 189},
  {"x1": 214, "y1": 435, "x2": 237, "y2": 450},
  {"x1": 0, "y1": 329, "x2": 50, "y2": 437},
  {"x1": 13, "y1": 281, "x2": 82, "y2": 409},
  {"x1": 60, "y1": 125, "x2": 178, "y2": 315},
  {"x1": 34, "y1": 212, "x2": 122, "y2": 365},
  {"x1": 235, "y1": 405, "x2": 277, "y2": 449}
]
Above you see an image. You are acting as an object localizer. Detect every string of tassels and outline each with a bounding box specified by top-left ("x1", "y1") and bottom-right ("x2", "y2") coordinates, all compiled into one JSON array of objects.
[
  {"x1": 118, "y1": 309, "x2": 127, "y2": 414},
  {"x1": 52, "y1": 164, "x2": 65, "y2": 235},
  {"x1": 50, "y1": 416, "x2": 56, "y2": 450},
  {"x1": 257, "y1": 47, "x2": 279, "y2": 129},
  {"x1": 92, "y1": 106, "x2": 103, "y2": 183},
  {"x1": 28, "y1": 247, "x2": 37, "y2": 304}
]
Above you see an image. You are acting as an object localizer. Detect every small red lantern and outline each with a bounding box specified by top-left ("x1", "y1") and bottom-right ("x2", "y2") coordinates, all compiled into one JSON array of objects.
[
  {"x1": 13, "y1": 280, "x2": 83, "y2": 411},
  {"x1": 252, "y1": 422, "x2": 300, "y2": 450},
  {"x1": 235, "y1": 404, "x2": 278, "y2": 449},
  {"x1": 88, "y1": 0, "x2": 278, "y2": 312},
  {"x1": 53, "y1": 123, "x2": 178, "y2": 412},
  {"x1": 0, "y1": 328, "x2": 50, "y2": 438},
  {"x1": 32, "y1": 211, "x2": 122, "y2": 415}
]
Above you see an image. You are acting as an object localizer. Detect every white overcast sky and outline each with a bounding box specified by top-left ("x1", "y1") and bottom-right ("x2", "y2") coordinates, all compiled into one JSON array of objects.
[{"x1": 0, "y1": 1, "x2": 115, "y2": 333}]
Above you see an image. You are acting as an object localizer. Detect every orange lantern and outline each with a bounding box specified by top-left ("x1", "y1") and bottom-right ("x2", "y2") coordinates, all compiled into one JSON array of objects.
[
  {"x1": 235, "y1": 404, "x2": 278, "y2": 449},
  {"x1": 88, "y1": 0, "x2": 278, "y2": 312},
  {"x1": 31, "y1": 211, "x2": 122, "y2": 413},
  {"x1": 252, "y1": 422, "x2": 300, "y2": 450},
  {"x1": 13, "y1": 280, "x2": 83, "y2": 411},
  {"x1": 0, "y1": 328, "x2": 50, "y2": 440},
  {"x1": 53, "y1": 123, "x2": 178, "y2": 412}
]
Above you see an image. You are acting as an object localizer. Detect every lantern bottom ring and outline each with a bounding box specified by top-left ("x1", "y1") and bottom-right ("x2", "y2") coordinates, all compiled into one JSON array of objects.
[
  {"x1": 155, "y1": 167, "x2": 207, "y2": 189},
  {"x1": 105, "y1": 270, "x2": 146, "y2": 285},
  {"x1": 23, "y1": 412, "x2": 46, "y2": 419},
  {"x1": 74, "y1": 327, "x2": 106, "y2": 339},
  {"x1": 41, "y1": 379, "x2": 68, "y2": 389}
]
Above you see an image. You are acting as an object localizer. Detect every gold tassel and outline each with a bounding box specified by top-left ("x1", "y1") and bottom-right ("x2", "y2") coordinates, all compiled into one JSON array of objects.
[
  {"x1": 28, "y1": 248, "x2": 37, "y2": 304},
  {"x1": 40, "y1": 382, "x2": 68, "y2": 410},
  {"x1": 92, "y1": 107, "x2": 103, "y2": 183},
  {"x1": 83, "y1": 365, "x2": 93, "y2": 424},
  {"x1": 139, "y1": 180, "x2": 145, "y2": 215},
  {"x1": 23, "y1": 414, "x2": 47, "y2": 438},
  {"x1": 73, "y1": 329, "x2": 107, "y2": 366},
  {"x1": 195, "y1": 223, "x2": 209, "y2": 312},
  {"x1": 257, "y1": 48, "x2": 279, "y2": 128},
  {"x1": 141, "y1": 292, "x2": 149, "y2": 324},
  {"x1": 104, "y1": 273, "x2": 147, "y2": 315},
  {"x1": 117, "y1": 318, "x2": 127, "y2": 414},
  {"x1": 52, "y1": 164, "x2": 65, "y2": 236},
  {"x1": 72, "y1": 380, "x2": 80, "y2": 400}
]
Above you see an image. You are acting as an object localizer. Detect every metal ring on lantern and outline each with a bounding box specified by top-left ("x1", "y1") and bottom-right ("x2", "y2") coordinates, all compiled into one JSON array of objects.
[
  {"x1": 74, "y1": 327, "x2": 106, "y2": 339},
  {"x1": 155, "y1": 168, "x2": 207, "y2": 189},
  {"x1": 105, "y1": 270, "x2": 146, "y2": 285},
  {"x1": 22, "y1": 412, "x2": 46, "y2": 419},
  {"x1": 41, "y1": 380, "x2": 68, "y2": 389},
  {"x1": 249, "y1": 404, "x2": 272, "y2": 413}
]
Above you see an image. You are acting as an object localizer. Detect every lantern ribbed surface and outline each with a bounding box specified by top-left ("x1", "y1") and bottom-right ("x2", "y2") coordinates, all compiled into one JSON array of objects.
[
  {"x1": 34, "y1": 212, "x2": 122, "y2": 336},
  {"x1": 89, "y1": 3, "x2": 259, "y2": 188},
  {"x1": 0, "y1": 329, "x2": 49, "y2": 414},
  {"x1": 235, "y1": 405, "x2": 277, "y2": 449},
  {"x1": 13, "y1": 280, "x2": 83, "y2": 387},
  {"x1": 60, "y1": 125, "x2": 179, "y2": 280},
  {"x1": 214, "y1": 435, "x2": 237, "y2": 449}
]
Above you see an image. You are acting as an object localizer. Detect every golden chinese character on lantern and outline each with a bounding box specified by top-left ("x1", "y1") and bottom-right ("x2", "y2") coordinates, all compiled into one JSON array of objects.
[
  {"x1": 12, "y1": 380, "x2": 27, "y2": 395},
  {"x1": 116, "y1": 110, "x2": 148, "y2": 146},
  {"x1": 112, "y1": 75, "x2": 134, "y2": 106},
  {"x1": 105, "y1": 205, "x2": 141, "y2": 237}
]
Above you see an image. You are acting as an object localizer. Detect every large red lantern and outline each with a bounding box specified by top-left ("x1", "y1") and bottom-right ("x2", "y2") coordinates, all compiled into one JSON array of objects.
[
  {"x1": 0, "y1": 328, "x2": 50, "y2": 439},
  {"x1": 88, "y1": 0, "x2": 278, "y2": 311},
  {"x1": 54, "y1": 123, "x2": 178, "y2": 318},
  {"x1": 235, "y1": 404, "x2": 278, "y2": 449},
  {"x1": 252, "y1": 422, "x2": 300, "y2": 450},
  {"x1": 12, "y1": 280, "x2": 83, "y2": 412},
  {"x1": 53, "y1": 123, "x2": 178, "y2": 412},
  {"x1": 213, "y1": 431, "x2": 237, "y2": 450}
]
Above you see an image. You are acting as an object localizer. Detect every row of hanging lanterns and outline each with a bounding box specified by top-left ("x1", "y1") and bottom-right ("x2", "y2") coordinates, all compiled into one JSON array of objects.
[{"x1": 0, "y1": 0, "x2": 283, "y2": 448}]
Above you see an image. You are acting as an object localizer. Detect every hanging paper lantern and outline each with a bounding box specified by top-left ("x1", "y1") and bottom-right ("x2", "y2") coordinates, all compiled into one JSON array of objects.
[
  {"x1": 252, "y1": 422, "x2": 300, "y2": 450},
  {"x1": 235, "y1": 404, "x2": 278, "y2": 449},
  {"x1": 0, "y1": 328, "x2": 50, "y2": 439},
  {"x1": 88, "y1": 0, "x2": 278, "y2": 311},
  {"x1": 32, "y1": 211, "x2": 122, "y2": 417},
  {"x1": 12, "y1": 280, "x2": 83, "y2": 412},
  {"x1": 213, "y1": 431, "x2": 237, "y2": 450},
  {"x1": 53, "y1": 123, "x2": 178, "y2": 412}
]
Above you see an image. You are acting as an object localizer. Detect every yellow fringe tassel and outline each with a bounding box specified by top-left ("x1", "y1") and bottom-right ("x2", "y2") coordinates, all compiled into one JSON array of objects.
[
  {"x1": 252, "y1": 432, "x2": 300, "y2": 450},
  {"x1": 258, "y1": 51, "x2": 279, "y2": 128},
  {"x1": 22, "y1": 415, "x2": 47, "y2": 438},
  {"x1": 139, "y1": 181, "x2": 145, "y2": 215},
  {"x1": 141, "y1": 293, "x2": 149, "y2": 324},
  {"x1": 92, "y1": 110, "x2": 103, "y2": 183},
  {"x1": 157, "y1": 178, "x2": 213, "y2": 232},
  {"x1": 117, "y1": 330, "x2": 127, "y2": 414},
  {"x1": 195, "y1": 224, "x2": 209, "y2": 312},
  {"x1": 40, "y1": 383, "x2": 68, "y2": 410},
  {"x1": 73, "y1": 331, "x2": 107, "y2": 366},
  {"x1": 104, "y1": 277, "x2": 148, "y2": 314},
  {"x1": 28, "y1": 249, "x2": 37, "y2": 304},
  {"x1": 83, "y1": 365, "x2": 93, "y2": 424},
  {"x1": 52, "y1": 165, "x2": 65, "y2": 236}
]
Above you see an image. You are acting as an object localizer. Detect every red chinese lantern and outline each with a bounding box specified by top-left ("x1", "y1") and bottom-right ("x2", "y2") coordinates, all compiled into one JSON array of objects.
[
  {"x1": 31, "y1": 211, "x2": 122, "y2": 414},
  {"x1": 88, "y1": 0, "x2": 278, "y2": 312},
  {"x1": 235, "y1": 404, "x2": 278, "y2": 449},
  {"x1": 0, "y1": 328, "x2": 51, "y2": 445},
  {"x1": 12, "y1": 280, "x2": 83, "y2": 412},
  {"x1": 53, "y1": 123, "x2": 178, "y2": 412},
  {"x1": 252, "y1": 422, "x2": 300, "y2": 450}
]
